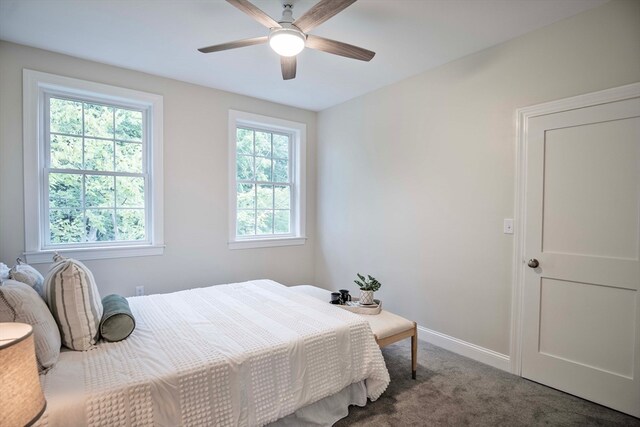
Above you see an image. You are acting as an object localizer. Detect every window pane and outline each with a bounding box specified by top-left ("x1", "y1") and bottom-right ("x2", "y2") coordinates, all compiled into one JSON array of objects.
[
  {"x1": 115, "y1": 109, "x2": 142, "y2": 141},
  {"x1": 236, "y1": 155, "x2": 254, "y2": 180},
  {"x1": 237, "y1": 210, "x2": 256, "y2": 236},
  {"x1": 116, "y1": 209, "x2": 145, "y2": 241},
  {"x1": 85, "y1": 138, "x2": 114, "y2": 171},
  {"x1": 84, "y1": 103, "x2": 114, "y2": 138},
  {"x1": 85, "y1": 175, "x2": 115, "y2": 208},
  {"x1": 50, "y1": 98, "x2": 82, "y2": 135},
  {"x1": 85, "y1": 209, "x2": 115, "y2": 242},
  {"x1": 50, "y1": 135, "x2": 82, "y2": 169},
  {"x1": 274, "y1": 210, "x2": 290, "y2": 234},
  {"x1": 237, "y1": 183, "x2": 255, "y2": 209},
  {"x1": 257, "y1": 184, "x2": 273, "y2": 209},
  {"x1": 237, "y1": 128, "x2": 253, "y2": 155},
  {"x1": 272, "y1": 134, "x2": 289, "y2": 158},
  {"x1": 255, "y1": 157, "x2": 272, "y2": 182},
  {"x1": 49, "y1": 209, "x2": 85, "y2": 243},
  {"x1": 116, "y1": 176, "x2": 145, "y2": 207},
  {"x1": 256, "y1": 210, "x2": 273, "y2": 235},
  {"x1": 49, "y1": 173, "x2": 82, "y2": 209},
  {"x1": 274, "y1": 185, "x2": 290, "y2": 209},
  {"x1": 273, "y1": 158, "x2": 288, "y2": 183},
  {"x1": 255, "y1": 131, "x2": 271, "y2": 157},
  {"x1": 115, "y1": 142, "x2": 143, "y2": 173}
]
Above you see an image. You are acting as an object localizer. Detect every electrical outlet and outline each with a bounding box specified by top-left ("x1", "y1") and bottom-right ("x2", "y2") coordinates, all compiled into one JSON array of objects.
[
  {"x1": 503, "y1": 219, "x2": 514, "y2": 234},
  {"x1": 135, "y1": 286, "x2": 145, "y2": 296}
]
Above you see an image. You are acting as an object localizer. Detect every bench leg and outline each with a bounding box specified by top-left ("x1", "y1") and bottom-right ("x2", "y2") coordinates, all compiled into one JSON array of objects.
[{"x1": 411, "y1": 323, "x2": 417, "y2": 379}]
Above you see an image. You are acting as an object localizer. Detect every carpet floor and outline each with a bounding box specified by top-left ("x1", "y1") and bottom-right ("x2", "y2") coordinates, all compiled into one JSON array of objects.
[{"x1": 335, "y1": 340, "x2": 640, "y2": 426}]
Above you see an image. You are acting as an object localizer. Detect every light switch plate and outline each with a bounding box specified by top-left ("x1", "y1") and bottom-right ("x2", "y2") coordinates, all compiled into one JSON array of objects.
[
  {"x1": 135, "y1": 285, "x2": 145, "y2": 296},
  {"x1": 503, "y1": 219, "x2": 514, "y2": 234}
]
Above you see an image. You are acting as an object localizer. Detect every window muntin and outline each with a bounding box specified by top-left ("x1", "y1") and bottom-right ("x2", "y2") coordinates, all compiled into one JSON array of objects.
[
  {"x1": 44, "y1": 95, "x2": 149, "y2": 247},
  {"x1": 235, "y1": 126, "x2": 293, "y2": 238}
]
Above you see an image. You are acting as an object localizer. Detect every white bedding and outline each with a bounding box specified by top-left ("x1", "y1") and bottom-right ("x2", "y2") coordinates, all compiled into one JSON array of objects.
[{"x1": 36, "y1": 280, "x2": 390, "y2": 427}]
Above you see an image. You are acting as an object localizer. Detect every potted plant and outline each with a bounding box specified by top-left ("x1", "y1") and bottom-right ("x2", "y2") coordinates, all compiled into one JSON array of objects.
[{"x1": 354, "y1": 273, "x2": 381, "y2": 305}]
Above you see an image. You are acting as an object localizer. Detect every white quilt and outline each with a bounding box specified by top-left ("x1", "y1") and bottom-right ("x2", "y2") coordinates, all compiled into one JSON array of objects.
[{"x1": 36, "y1": 280, "x2": 390, "y2": 427}]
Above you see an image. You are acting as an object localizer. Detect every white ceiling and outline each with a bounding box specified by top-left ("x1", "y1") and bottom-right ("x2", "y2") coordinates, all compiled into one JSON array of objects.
[{"x1": 0, "y1": 0, "x2": 607, "y2": 111}]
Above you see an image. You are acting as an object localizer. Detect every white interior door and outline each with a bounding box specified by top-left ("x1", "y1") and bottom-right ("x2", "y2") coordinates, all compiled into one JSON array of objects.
[{"x1": 521, "y1": 91, "x2": 640, "y2": 417}]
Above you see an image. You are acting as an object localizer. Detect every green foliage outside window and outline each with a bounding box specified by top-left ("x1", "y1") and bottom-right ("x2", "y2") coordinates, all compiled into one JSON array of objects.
[
  {"x1": 236, "y1": 127, "x2": 291, "y2": 236},
  {"x1": 48, "y1": 97, "x2": 146, "y2": 244}
]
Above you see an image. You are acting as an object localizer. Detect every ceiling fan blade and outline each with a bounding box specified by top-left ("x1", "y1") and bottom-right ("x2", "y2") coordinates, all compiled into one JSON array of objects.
[
  {"x1": 306, "y1": 35, "x2": 375, "y2": 61},
  {"x1": 226, "y1": 0, "x2": 281, "y2": 29},
  {"x1": 281, "y1": 56, "x2": 297, "y2": 80},
  {"x1": 293, "y1": 0, "x2": 357, "y2": 33},
  {"x1": 198, "y1": 36, "x2": 268, "y2": 53}
]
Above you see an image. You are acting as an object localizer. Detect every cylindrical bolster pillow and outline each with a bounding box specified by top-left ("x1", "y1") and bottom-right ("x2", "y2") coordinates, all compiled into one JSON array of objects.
[{"x1": 100, "y1": 294, "x2": 135, "y2": 342}]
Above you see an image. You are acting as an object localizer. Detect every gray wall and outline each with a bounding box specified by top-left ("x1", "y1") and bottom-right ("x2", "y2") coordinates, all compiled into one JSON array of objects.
[
  {"x1": 314, "y1": 0, "x2": 640, "y2": 355},
  {"x1": 0, "y1": 41, "x2": 317, "y2": 297}
]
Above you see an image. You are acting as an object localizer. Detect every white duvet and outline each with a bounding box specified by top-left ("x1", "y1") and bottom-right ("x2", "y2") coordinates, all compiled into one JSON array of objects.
[{"x1": 36, "y1": 280, "x2": 390, "y2": 427}]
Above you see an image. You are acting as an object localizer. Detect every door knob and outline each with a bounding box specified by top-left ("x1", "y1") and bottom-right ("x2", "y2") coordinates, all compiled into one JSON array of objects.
[{"x1": 527, "y1": 259, "x2": 539, "y2": 268}]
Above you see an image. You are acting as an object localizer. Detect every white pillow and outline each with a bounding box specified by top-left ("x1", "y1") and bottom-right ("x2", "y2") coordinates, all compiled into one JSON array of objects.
[
  {"x1": 0, "y1": 262, "x2": 9, "y2": 282},
  {"x1": 0, "y1": 280, "x2": 61, "y2": 372},
  {"x1": 44, "y1": 256, "x2": 103, "y2": 351},
  {"x1": 9, "y1": 258, "x2": 45, "y2": 299}
]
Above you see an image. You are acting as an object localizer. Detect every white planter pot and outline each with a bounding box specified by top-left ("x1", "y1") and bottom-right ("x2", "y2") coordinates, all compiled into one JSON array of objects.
[{"x1": 360, "y1": 290, "x2": 374, "y2": 305}]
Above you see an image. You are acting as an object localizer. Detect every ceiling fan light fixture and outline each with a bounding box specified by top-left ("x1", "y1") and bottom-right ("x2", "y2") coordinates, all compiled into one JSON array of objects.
[{"x1": 269, "y1": 28, "x2": 305, "y2": 57}]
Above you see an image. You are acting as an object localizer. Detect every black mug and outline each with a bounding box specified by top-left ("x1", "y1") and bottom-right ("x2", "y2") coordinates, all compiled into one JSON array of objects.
[
  {"x1": 330, "y1": 292, "x2": 342, "y2": 304},
  {"x1": 339, "y1": 289, "x2": 351, "y2": 303}
]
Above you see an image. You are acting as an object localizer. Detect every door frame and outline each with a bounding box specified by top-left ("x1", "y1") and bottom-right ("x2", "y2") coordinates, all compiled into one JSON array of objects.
[{"x1": 509, "y1": 82, "x2": 640, "y2": 375}]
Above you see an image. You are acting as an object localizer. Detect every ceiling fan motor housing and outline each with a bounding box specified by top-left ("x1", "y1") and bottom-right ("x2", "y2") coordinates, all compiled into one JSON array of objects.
[{"x1": 280, "y1": 3, "x2": 295, "y2": 23}]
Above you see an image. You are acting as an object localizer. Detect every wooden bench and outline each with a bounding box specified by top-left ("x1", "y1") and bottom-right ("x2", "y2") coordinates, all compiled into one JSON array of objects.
[{"x1": 290, "y1": 285, "x2": 418, "y2": 379}]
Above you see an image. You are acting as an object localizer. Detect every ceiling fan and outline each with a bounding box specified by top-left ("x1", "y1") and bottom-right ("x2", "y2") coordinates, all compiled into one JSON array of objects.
[{"x1": 198, "y1": 0, "x2": 375, "y2": 80}]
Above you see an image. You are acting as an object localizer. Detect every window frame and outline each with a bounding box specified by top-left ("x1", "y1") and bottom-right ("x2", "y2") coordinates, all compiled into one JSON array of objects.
[
  {"x1": 228, "y1": 110, "x2": 306, "y2": 249},
  {"x1": 23, "y1": 69, "x2": 164, "y2": 263}
]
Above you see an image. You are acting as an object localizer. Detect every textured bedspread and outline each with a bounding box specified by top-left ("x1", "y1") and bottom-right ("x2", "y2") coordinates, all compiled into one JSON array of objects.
[{"x1": 36, "y1": 280, "x2": 390, "y2": 427}]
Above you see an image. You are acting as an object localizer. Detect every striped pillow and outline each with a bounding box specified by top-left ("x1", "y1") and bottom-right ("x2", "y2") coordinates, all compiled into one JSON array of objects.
[{"x1": 44, "y1": 256, "x2": 103, "y2": 351}]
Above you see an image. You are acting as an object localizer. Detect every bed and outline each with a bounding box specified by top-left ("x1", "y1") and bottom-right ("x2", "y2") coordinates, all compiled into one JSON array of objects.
[{"x1": 35, "y1": 280, "x2": 390, "y2": 426}]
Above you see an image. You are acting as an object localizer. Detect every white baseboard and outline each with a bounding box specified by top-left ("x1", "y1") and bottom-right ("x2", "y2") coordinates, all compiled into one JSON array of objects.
[{"x1": 417, "y1": 325, "x2": 511, "y2": 372}]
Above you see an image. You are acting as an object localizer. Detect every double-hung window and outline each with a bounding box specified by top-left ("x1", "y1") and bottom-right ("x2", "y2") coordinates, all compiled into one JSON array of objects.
[
  {"x1": 228, "y1": 110, "x2": 306, "y2": 249},
  {"x1": 23, "y1": 70, "x2": 164, "y2": 262}
]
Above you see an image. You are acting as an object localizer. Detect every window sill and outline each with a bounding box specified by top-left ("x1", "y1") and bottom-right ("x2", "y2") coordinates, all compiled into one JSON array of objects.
[
  {"x1": 228, "y1": 237, "x2": 307, "y2": 250},
  {"x1": 24, "y1": 244, "x2": 165, "y2": 264}
]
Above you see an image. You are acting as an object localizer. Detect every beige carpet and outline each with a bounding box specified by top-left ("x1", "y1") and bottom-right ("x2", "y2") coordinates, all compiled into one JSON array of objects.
[{"x1": 335, "y1": 340, "x2": 640, "y2": 426}]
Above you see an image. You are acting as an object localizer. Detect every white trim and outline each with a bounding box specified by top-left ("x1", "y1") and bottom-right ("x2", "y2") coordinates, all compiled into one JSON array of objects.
[
  {"x1": 24, "y1": 245, "x2": 165, "y2": 264},
  {"x1": 510, "y1": 82, "x2": 640, "y2": 375},
  {"x1": 22, "y1": 69, "x2": 164, "y2": 262},
  {"x1": 228, "y1": 237, "x2": 307, "y2": 250},
  {"x1": 417, "y1": 325, "x2": 511, "y2": 372},
  {"x1": 228, "y1": 110, "x2": 306, "y2": 249}
]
